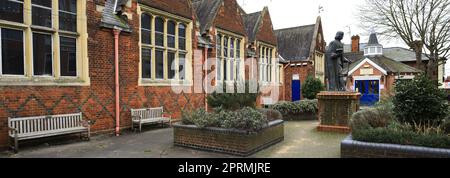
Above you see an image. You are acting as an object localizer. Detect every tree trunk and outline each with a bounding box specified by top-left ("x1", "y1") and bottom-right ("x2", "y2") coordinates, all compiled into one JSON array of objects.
[
  {"x1": 412, "y1": 41, "x2": 424, "y2": 71},
  {"x1": 426, "y1": 56, "x2": 439, "y2": 86}
]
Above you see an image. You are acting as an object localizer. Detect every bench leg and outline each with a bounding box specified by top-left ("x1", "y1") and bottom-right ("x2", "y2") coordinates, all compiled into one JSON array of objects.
[
  {"x1": 14, "y1": 133, "x2": 18, "y2": 154},
  {"x1": 87, "y1": 127, "x2": 91, "y2": 141},
  {"x1": 131, "y1": 121, "x2": 134, "y2": 132}
]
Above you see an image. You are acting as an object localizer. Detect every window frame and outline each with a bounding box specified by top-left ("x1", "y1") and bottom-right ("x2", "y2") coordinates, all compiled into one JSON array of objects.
[
  {"x1": 31, "y1": 31, "x2": 54, "y2": 77},
  {"x1": 0, "y1": 27, "x2": 26, "y2": 77},
  {"x1": 216, "y1": 31, "x2": 243, "y2": 84},
  {"x1": 258, "y1": 42, "x2": 276, "y2": 85},
  {"x1": 138, "y1": 5, "x2": 193, "y2": 86},
  {"x1": 140, "y1": 13, "x2": 152, "y2": 45},
  {"x1": 59, "y1": 35, "x2": 78, "y2": 77},
  {"x1": 178, "y1": 23, "x2": 186, "y2": 51},
  {"x1": 58, "y1": 0, "x2": 77, "y2": 32},
  {"x1": 0, "y1": 0, "x2": 25, "y2": 23},
  {"x1": 154, "y1": 16, "x2": 164, "y2": 47},
  {"x1": 31, "y1": 0, "x2": 53, "y2": 28},
  {"x1": 0, "y1": 0, "x2": 89, "y2": 86},
  {"x1": 167, "y1": 20, "x2": 176, "y2": 49}
]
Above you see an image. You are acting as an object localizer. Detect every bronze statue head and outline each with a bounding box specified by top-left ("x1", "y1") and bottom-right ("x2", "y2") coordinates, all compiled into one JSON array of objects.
[{"x1": 335, "y1": 31, "x2": 344, "y2": 41}]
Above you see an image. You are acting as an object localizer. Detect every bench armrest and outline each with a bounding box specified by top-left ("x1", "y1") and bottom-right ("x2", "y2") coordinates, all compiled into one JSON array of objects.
[
  {"x1": 162, "y1": 113, "x2": 171, "y2": 119},
  {"x1": 132, "y1": 115, "x2": 142, "y2": 121}
]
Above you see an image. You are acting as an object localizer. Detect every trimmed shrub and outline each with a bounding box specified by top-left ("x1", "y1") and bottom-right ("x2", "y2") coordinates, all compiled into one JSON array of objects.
[
  {"x1": 302, "y1": 76, "x2": 325, "y2": 99},
  {"x1": 350, "y1": 101, "x2": 396, "y2": 130},
  {"x1": 352, "y1": 124, "x2": 450, "y2": 149},
  {"x1": 393, "y1": 74, "x2": 449, "y2": 126},
  {"x1": 181, "y1": 108, "x2": 221, "y2": 128},
  {"x1": 221, "y1": 107, "x2": 268, "y2": 132},
  {"x1": 273, "y1": 100, "x2": 318, "y2": 120},
  {"x1": 351, "y1": 100, "x2": 450, "y2": 149},
  {"x1": 258, "y1": 108, "x2": 283, "y2": 121},
  {"x1": 207, "y1": 81, "x2": 259, "y2": 110},
  {"x1": 181, "y1": 107, "x2": 269, "y2": 132}
]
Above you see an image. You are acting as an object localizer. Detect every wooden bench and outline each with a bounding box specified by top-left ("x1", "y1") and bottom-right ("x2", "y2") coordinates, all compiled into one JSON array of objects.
[
  {"x1": 131, "y1": 107, "x2": 171, "y2": 132},
  {"x1": 8, "y1": 113, "x2": 90, "y2": 153}
]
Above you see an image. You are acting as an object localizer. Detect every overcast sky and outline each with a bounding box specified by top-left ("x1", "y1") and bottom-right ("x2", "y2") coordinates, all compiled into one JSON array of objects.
[{"x1": 238, "y1": 0, "x2": 450, "y2": 77}]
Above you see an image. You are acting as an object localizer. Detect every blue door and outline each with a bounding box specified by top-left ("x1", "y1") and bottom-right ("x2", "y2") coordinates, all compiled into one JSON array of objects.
[
  {"x1": 292, "y1": 80, "x2": 301, "y2": 102},
  {"x1": 355, "y1": 80, "x2": 380, "y2": 106}
]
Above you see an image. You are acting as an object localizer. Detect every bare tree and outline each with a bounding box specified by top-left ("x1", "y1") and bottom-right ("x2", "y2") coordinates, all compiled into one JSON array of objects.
[{"x1": 359, "y1": 0, "x2": 450, "y2": 82}]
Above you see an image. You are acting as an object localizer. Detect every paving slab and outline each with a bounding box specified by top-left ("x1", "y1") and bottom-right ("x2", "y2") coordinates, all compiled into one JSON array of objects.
[{"x1": 0, "y1": 121, "x2": 347, "y2": 158}]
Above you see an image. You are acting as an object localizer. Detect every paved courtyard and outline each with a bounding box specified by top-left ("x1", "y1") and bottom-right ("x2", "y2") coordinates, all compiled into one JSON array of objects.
[{"x1": 0, "y1": 121, "x2": 348, "y2": 158}]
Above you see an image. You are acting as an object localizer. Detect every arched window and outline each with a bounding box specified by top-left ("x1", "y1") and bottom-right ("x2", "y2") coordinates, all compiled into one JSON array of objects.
[
  {"x1": 167, "y1": 20, "x2": 176, "y2": 48},
  {"x1": 178, "y1": 24, "x2": 186, "y2": 50},
  {"x1": 141, "y1": 13, "x2": 151, "y2": 45},
  {"x1": 155, "y1": 17, "x2": 164, "y2": 47}
]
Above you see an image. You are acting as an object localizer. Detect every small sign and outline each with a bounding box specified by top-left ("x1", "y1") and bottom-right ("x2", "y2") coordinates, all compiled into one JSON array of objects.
[
  {"x1": 380, "y1": 84, "x2": 385, "y2": 89},
  {"x1": 360, "y1": 68, "x2": 374, "y2": 75},
  {"x1": 293, "y1": 74, "x2": 300, "y2": 80}
]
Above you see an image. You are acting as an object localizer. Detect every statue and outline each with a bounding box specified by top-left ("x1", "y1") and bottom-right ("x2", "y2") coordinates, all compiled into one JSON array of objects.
[{"x1": 326, "y1": 31, "x2": 348, "y2": 91}]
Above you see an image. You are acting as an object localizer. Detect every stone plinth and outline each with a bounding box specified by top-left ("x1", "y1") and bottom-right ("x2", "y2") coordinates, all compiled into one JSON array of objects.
[{"x1": 316, "y1": 91, "x2": 360, "y2": 133}]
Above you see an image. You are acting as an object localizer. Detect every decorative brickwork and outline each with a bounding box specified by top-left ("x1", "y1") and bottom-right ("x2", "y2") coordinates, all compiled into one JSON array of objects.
[
  {"x1": 341, "y1": 136, "x2": 450, "y2": 158},
  {"x1": 0, "y1": 1, "x2": 204, "y2": 148},
  {"x1": 173, "y1": 120, "x2": 284, "y2": 156}
]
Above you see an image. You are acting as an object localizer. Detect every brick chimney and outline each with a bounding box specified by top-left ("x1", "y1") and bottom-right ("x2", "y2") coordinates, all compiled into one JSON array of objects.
[{"x1": 351, "y1": 35, "x2": 360, "y2": 52}]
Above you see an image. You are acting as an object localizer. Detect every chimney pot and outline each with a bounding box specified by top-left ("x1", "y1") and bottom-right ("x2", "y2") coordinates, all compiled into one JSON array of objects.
[{"x1": 351, "y1": 35, "x2": 360, "y2": 52}]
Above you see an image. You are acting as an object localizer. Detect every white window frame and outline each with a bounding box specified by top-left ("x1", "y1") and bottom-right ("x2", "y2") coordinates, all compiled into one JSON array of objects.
[
  {"x1": 31, "y1": 1, "x2": 53, "y2": 28},
  {"x1": 178, "y1": 23, "x2": 186, "y2": 50},
  {"x1": 167, "y1": 20, "x2": 176, "y2": 49},
  {"x1": 58, "y1": 0, "x2": 77, "y2": 32}
]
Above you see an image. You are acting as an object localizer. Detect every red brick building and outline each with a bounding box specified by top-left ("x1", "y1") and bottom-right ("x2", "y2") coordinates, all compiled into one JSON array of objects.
[
  {"x1": 275, "y1": 17, "x2": 326, "y2": 101},
  {"x1": 0, "y1": 0, "x2": 284, "y2": 148},
  {"x1": 343, "y1": 33, "x2": 421, "y2": 106},
  {"x1": 243, "y1": 7, "x2": 285, "y2": 105}
]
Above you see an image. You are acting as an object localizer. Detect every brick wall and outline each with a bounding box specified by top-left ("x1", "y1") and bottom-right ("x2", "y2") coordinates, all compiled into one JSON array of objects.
[
  {"x1": 214, "y1": 0, "x2": 247, "y2": 36},
  {"x1": 341, "y1": 136, "x2": 450, "y2": 158},
  {"x1": 283, "y1": 62, "x2": 314, "y2": 101},
  {"x1": 255, "y1": 10, "x2": 277, "y2": 46},
  {"x1": 0, "y1": 0, "x2": 205, "y2": 148},
  {"x1": 173, "y1": 120, "x2": 284, "y2": 156}
]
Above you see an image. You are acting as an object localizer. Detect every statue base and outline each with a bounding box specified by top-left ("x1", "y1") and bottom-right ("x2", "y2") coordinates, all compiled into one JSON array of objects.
[{"x1": 316, "y1": 91, "x2": 361, "y2": 133}]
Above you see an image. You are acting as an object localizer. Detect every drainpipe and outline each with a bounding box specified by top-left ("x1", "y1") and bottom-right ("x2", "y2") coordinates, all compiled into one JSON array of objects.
[{"x1": 113, "y1": 29, "x2": 121, "y2": 136}]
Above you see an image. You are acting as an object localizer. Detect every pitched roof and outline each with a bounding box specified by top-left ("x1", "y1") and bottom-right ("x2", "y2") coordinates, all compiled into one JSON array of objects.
[
  {"x1": 275, "y1": 24, "x2": 316, "y2": 61},
  {"x1": 100, "y1": 0, "x2": 132, "y2": 32},
  {"x1": 138, "y1": 0, "x2": 193, "y2": 19},
  {"x1": 344, "y1": 47, "x2": 430, "y2": 62},
  {"x1": 343, "y1": 51, "x2": 364, "y2": 63},
  {"x1": 367, "y1": 33, "x2": 380, "y2": 46},
  {"x1": 243, "y1": 11, "x2": 262, "y2": 42},
  {"x1": 383, "y1": 47, "x2": 429, "y2": 62},
  {"x1": 345, "y1": 55, "x2": 422, "y2": 75},
  {"x1": 192, "y1": 0, "x2": 223, "y2": 34}
]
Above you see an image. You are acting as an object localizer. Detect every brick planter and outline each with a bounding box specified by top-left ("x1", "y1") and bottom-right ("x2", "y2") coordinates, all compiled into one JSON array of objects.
[
  {"x1": 173, "y1": 120, "x2": 284, "y2": 157},
  {"x1": 341, "y1": 135, "x2": 450, "y2": 158},
  {"x1": 283, "y1": 112, "x2": 317, "y2": 121}
]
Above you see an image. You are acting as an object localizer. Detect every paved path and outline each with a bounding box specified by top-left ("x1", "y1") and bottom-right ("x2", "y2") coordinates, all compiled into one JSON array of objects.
[{"x1": 0, "y1": 121, "x2": 347, "y2": 158}]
